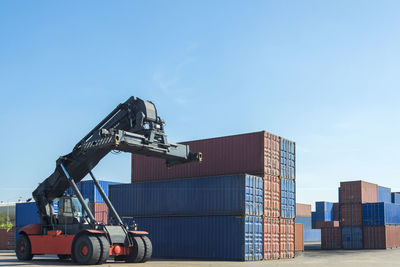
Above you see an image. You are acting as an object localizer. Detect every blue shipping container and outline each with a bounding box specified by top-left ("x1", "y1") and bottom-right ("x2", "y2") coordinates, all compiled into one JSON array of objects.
[
  {"x1": 281, "y1": 178, "x2": 295, "y2": 219},
  {"x1": 131, "y1": 216, "x2": 263, "y2": 261},
  {"x1": 378, "y1": 186, "x2": 391, "y2": 203},
  {"x1": 304, "y1": 229, "x2": 321, "y2": 242},
  {"x1": 362, "y1": 202, "x2": 400, "y2": 226},
  {"x1": 295, "y1": 216, "x2": 312, "y2": 229},
  {"x1": 391, "y1": 192, "x2": 400, "y2": 204},
  {"x1": 342, "y1": 227, "x2": 363, "y2": 249},
  {"x1": 110, "y1": 174, "x2": 263, "y2": 217},
  {"x1": 311, "y1": 212, "x2": 317, "y2": 229},
  {"x1": 280, "y1": 138, "x2": 295, "y2": 180},
  {"x1": 66, "y1": 180, "x2": 120, "y2": 203},
  {"x1": 316, "y1": 201, "x2": 334, "y2": 213},
  {"x1": 314, "y1": 211, "x2": 333, "y2": 222},
  {"x1": 15, "y1": 202, "x2": 40, "y2": 227}
]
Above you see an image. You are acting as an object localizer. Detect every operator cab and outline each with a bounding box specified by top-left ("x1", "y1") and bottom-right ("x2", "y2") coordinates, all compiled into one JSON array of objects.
[{"x1": 57, "y1": 196, "x2": 88, "y2": 225}]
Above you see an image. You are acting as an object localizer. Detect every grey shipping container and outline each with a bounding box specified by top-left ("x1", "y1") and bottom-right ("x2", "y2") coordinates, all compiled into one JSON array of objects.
[
  {"x1": 110, "y1": 174, "x2": 263, "y2": 217},
  {"x1": 131, "y1": 215, "x2": 263, "y2": 261}
]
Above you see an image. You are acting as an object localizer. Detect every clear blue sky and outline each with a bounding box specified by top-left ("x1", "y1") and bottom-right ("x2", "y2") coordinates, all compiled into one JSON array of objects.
[{"x1": 1, "y1": 1, "x2": 399, "y2": 208}]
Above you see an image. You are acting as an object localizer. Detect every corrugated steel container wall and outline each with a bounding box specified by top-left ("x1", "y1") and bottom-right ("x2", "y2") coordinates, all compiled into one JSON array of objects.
[
  {"x1": 321, "y1": 227, "x2": 341, "y2": 249},
  {"x1": 7, "y1": 227, "x2": 15, "y2": 250},
  {"x1": 314, "y1": 211, "x2": 333, "y2": 222},
  {"x1": 132, "y1": 215, "x2": 263, "y2": 261},
  {"x1": 391, "y1": 192, "x2": 400, "y2": 204},
  {"x1": 311, "y1": 212, "x2": 317, "y2": 229},
  {"x1": 279, "y1": 219, "x2": 295, "y2": 259},
  {"x1": 295, "y1": 223, "x2": 304, "y2": 252},
  {"x1": 89, "y1": 203, "x2": 108, "y2": 224},
  {"x1": 332, "y1": 203, "x2": 340, "y2": 221},
  {"x1": 132, "y1": 132, "x2": 273, "y2": 181},
  {"x1": 363, "y1": 226, "x2": 386, "y2": 249},
  {"x1": 378, "y1": 186, "x2": 391, "y2": 203},
  {"x1": 264, "y1": 217, "x2": 280, "y2": 260},
  {"x1": 296, "y1": 203, "x2": 311, "y2": 217},
  {"x1": 385, "y1": 225, "x2": 400, "y2": 248},
  {"x1": 362, "y1": 203, "x2": 400, "y2": 226},
  {"x1": 263, "y1": 174, "x2": 280, "y2": 218},
  {"x1": 339, "y1": 181, "x2": 377, "y2": 204},
  {"x1": 281, "y1": 178, "x2": 295, "y2": 219},
  {"x1": 280, "y1": 138, "x2": 295, "y2": 180},
  {"x1": 342, "y1": 227, "x2": 363, "y2": 249},
  {"x1": 67, "y1": 180, "x2": 120, "y2": 203},
  {"x1": 316, "y1": 202, "x2": 334, "y2": 213},
  {"x1": 315, "y1": 221, "x2": 340, "y2": 229},
  {"x1": 0, "y1": 229, "x2": 9, "y2": 249},
  {"x1": 15, "y1": 202, "x2": 40, "y2": 227},
  {"x1": 295, "y1": 217, "x2": 312, "y2": 229},
  {"x1": 110, "y1": 174, "x2": 263, "y2": 217},
  {"x1": 304, "y1": 229, "x2": 321, "y2": 242},
  {"x1": 340, "y1": 204, "x2": 362, "y2": 226}
]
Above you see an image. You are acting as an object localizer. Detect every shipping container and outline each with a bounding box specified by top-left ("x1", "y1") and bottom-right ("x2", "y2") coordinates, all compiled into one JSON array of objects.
[
  {"x1": 295, "y1": 217, "x2": 311, "y2": 230},
  {"x1": 316, "y1": 202, "x2": 334, "y2": 213},
  {"x1": 110, "y1": 174, "x2": 263, "y2": 217},
  {"x1": 304, "y1": 229, "x2": 321, "y2": 242},
  {"x1": 280, "y1": 138, "x2": 295, "y2": 180},
  {"x1": 332, "y1": 203, "x2": 340, "y2": 221},
  {"x1": 362, "y1": 203, "x2": 400, "y2": 226},
  {"x1": 295, "y1": 223, "x2": 304, "y2": 252},
  {"x1": 132, "y1": 215, "x2": 263, "y2": 261},
  {"x1": 311, "y1": 212, "x2": 317, "y2": 229},
  {"x1": 314, "y1": 211, "x2": 333, "y2": 222},
  {"x1": 391, "y1": 192, "x2": 400, "y2": 204},
  {"x1": 340, "y1": 204, "x2": 362, "y2": 226},
  {"x1": 342, "y1": 227, "x2": 363, "y2": 249},
  {"x1": 264, "y1": 217, "x2": 280, "y2": 260},
  {"x1": 279, "y1": 219, "x2": 295, "y2": 259},
  {"x1": 321, "y1": 227, "x2": 341, "y2": 249},
  {"x1": 315, "y1": 221, "x2": 339, "y2": 229},
  {"x1": 131, "y1": 131, "x2": 280, "y2": 182},
  {"x1": 66, "y1": 180, "x2": 120, "y2": 203},
  {"x1": 264, "y1": 174, "x2": 280, "y2": 218},
  {"x1": 363, "y1": 226, "x2": 400, "y2": 249},
  {"x1": 296, "y1": 203, "x2": 311, "y2": 217},
  {"x1": 339, "y1": 181, "x2": 377, "y2": 204},
  {"x1": 281, "y1": 178, "x2": 295, "y2": 219},
  {"x1": 15, "y1": 202, "x2": 40, "y2": 227},
  {"x1": 89, "y1": 203, "x2": 108, "y2": 224},
  {"x1": 378, "y1": 186, "x2": 391, "y2": 203}
]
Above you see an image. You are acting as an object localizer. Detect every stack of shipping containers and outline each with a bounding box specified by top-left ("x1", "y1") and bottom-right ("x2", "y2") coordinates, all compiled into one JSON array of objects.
[
  {"x1": 294, "y1": 203, "x2": 311, "y2": 251},
  {"x1": 113, "y1": 131, "x2": 296, "y2": 261}
]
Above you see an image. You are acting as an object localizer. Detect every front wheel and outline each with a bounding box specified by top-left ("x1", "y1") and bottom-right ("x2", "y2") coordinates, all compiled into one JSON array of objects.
[
  {"x1": 15, "y1": 235, "x2": 33, "y2": 261},
  {"x1": 140, "y1": 236, "x2": 152, "y2": 263},
  {"x1": 125, "y1": 236, "x2": 145, "y2": 263},
  {"x1": 72, "y1": 234, "x2": 101, "y2": 265}
]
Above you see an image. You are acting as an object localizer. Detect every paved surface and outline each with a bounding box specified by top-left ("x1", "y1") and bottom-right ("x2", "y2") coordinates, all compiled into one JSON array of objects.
[{"x1": 1, "y1": 249, "x2": 400, "y2": 267}]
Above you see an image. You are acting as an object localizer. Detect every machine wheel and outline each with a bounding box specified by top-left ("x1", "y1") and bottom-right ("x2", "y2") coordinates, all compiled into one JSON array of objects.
[
  {"x1": 140, "y1": 236, "x2": 152, "y2": 263},
  {"x1": 15, "y1": 235, "x2": 33, "y2": 261},
  {"x1": 96, "y1": 235, "x2": 110, "y2": 264},
  {"x1": 57, "y1": 254, "x2": 71, "y2": 260},
  {"x1": 125, "y1": 236, "x2": 145, "y2": 263},
  {"x1": 72, "y1": 234, "x2": 101, "y2": 265}
]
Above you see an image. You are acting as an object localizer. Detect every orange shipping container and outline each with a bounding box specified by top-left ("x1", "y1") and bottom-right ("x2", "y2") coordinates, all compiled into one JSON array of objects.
[
  {"x1": 280, "y1": 218, "x2": 295, "y2": 259},
  {"x1": 263, "y1": 174, "x2": 280, "y2": 218},
  {"x1": 295, "y1": 223, "x2": 304, "y2": 252},
  {"x1": 296, "y1": 203, "x2": 311, "y2": 217},
  {"x1": 264, "y1": 217, "x2": 280, "y2": 260},
  {"x1": 340, "y1": 181, "x2": 378, "y2": 204}
]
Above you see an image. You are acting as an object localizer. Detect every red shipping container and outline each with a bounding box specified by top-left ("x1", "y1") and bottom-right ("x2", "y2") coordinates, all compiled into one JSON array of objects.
[
  {"x1": 340, "y1": 204, "x2": 362, "y2": 226},
  {"x1": 89, "y1": 203, "x2": 108, "y2": 224},
  {"x1": 279, "y1": 219, "x2": 295, "y2": 259},
  {"x1": 131, "y1": 131, "x2": 280, "y2": 182},
  {"x1": 315, "y1": 221, "x2": 340, "y2": 229},
  {"x1": 364, "y1": 226, "x2": 400, "y2": 249},
  {"x1": 295, "y1": 223, "x2": 304, "y2": 252},
  {"x1": 321, "y1": 227, "x2": 341, "y2": 249},
  {"x1": 264, "y1": 217, "x2": 280, "y2": 260},
  {"x1": 264, "y1": 174, "x2": 280, "y2": 218},
  {"x1": 340, "y1": 181, "x2": 377, "y2": 204},
  {"x1": 296, "y1": 203, "x2": 311, "y2": 217}
]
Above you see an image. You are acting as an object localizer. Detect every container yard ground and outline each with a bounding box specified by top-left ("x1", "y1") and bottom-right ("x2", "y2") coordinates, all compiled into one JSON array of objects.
[{"x1": 1, "y1": 249, "x2": 400, "y2": 267}]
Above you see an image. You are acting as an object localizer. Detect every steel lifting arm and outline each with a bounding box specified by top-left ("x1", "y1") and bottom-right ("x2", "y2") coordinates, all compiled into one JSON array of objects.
[{"x1": 32, "y1": 96, "x2": 201, "y2": 226}]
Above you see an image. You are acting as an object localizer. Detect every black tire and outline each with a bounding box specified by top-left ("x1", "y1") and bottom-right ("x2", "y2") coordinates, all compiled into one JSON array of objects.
[
  {"x1": 140, "y1": 236, "x2": 152, "y2": 263},
  {"x1": 72, "y1": 234, "x2": 101, "y2": 265},
  {"x1": 96, "y1": 235, "x2": 109, "y2": 264},
  {"x1": 125, "y1": 236, "x2": 145, "y2": 263},
  {"x1": 57, "y1": 254, "x2": 71, "y2": 260},
  {"x1": 15, "y1": 235, "x2": 33, "y2": 261}
]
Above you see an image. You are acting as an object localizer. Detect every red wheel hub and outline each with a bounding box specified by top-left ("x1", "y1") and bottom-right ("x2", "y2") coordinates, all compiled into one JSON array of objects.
[{"x1": 81, "y1": 245, "x2": 88, "y2": 256}]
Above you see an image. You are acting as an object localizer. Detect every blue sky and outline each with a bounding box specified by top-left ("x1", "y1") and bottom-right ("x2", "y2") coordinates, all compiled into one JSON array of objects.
[{"x1": 1, "y1": 1, "x2": 399, "y2": 208}]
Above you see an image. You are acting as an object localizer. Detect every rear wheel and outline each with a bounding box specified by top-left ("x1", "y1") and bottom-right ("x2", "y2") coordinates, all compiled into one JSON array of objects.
[
  {"x1": 15, "y1": 235, "x2": 33, "y2": 261},
  {"x1": 140, "y1": 236, "x2": 152, "y2": 263},
  {"x1": 125, "y1": 236, "x2": 145, "y2": 263},
  {"x1": 96, "y1": 235, "x2": 110, "y2": 264},
  {"x1": 72, "y1": 234, "x2": 101, "y2": 265},
  {"x1": 57, "y1": 254, "x2": 71, "y2": 260}
]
